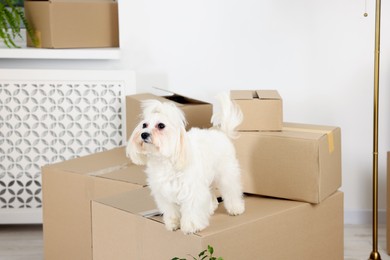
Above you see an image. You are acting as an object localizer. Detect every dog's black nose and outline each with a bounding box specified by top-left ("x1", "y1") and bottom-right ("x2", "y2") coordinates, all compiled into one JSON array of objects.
[{"x1": 141, "y1": 132, "x2": 150, "y2": 140}]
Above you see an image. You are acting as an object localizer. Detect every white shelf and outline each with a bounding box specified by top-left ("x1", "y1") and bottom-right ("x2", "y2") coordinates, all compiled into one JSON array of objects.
[{"x1": 0, "y1": 47, "x2": 121, "y2": 60}]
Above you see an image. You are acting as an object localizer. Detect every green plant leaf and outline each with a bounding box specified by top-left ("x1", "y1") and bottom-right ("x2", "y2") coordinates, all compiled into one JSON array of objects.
[
  {"x1": 16, "y1": 8, "x2": 39, "y2": 47},
  {"x1": 208, "y1": 245, "x2": 214, "y2": 255},
  {"x1": 198, "y1": 249, "x2": 207, "y2": 258},
  {"x1": 0, "y1": 0, "x2": 39, "y2": 48}
]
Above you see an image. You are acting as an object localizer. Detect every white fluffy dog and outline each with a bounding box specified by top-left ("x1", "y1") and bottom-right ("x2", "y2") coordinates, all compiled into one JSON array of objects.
[{"x1": 126, "y1": 93, "x2": 245, "y2": 234}]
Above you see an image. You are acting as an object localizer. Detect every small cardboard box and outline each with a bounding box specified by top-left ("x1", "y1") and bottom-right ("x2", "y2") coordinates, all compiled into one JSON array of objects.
[
  {"x1": 92, "y1": 188, "x2": 344, "y2": 260},
  {"x1": 126, "y1": 92, "x2": 212, "y2": 140},
  {"x1": 24, "y1": 0, "x2": 119, "y2": 48},
  {"x1": 235, "y1": 122, "x2": 342, "y2": 204},
  {"x1": 231, "y1": 90, "x2": 283, "y2": 131},
  {"x1": 41, "y1": 147, "x2": 147, "y2": 260}
]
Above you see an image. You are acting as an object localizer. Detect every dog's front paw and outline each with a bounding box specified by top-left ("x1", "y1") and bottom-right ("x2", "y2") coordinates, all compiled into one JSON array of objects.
[
  {"x1": 209, "y1": 198, "x2": 219, "y2": 215},
  {"x1": 180, "y1": 216, "x2": 208, "y2": 235},
  {"x1": 164, "y1": 216, "x2": 180, "y2": 231},
  {"x1": 226, "y1": 199, "x2": 245, "y2": 216}
]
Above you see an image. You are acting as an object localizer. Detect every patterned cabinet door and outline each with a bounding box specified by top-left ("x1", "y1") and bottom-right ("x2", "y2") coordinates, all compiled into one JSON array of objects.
[{"x1": 0, "y1": 69, "x2": 135, "y2": 223}]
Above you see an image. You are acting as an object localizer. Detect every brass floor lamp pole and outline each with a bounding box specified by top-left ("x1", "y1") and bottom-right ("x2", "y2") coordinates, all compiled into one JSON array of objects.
[{"x1": 369, "y1": 0, "x2": 381, "y2": 259}]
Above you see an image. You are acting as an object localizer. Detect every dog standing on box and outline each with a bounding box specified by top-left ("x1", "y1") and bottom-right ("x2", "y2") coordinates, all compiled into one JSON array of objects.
[{"x1": 126, "y1": 93, "x2": 245, "y2": 234}]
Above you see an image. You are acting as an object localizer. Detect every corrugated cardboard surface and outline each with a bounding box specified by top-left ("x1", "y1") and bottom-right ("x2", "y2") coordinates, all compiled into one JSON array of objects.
[
  {"x1": 25, "y1": 0, "x2": 119, "y2": 48},
  {"x1": 126, "y1": 93, "x2": 212, "y2": 140},
  {"x1": 92, "y1": 188, "x2": 344, "y2": 260},
  {"x1": 235, "y1": 122, "x2": 342, "y2": 203},
  {"x1": 231, "y1": 89, "x2": 283, "y2": 131},
  {"x1": 42, "y1": 147, "x2": 146, "y2": 260}
]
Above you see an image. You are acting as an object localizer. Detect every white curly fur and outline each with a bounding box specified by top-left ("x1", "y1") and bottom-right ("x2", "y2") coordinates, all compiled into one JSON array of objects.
[{"x1": 126, "y1": 93, "x2": 245, "y2": 234}]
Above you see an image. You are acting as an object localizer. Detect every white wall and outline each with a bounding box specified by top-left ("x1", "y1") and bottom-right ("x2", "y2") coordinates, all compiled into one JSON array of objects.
[
  {"x1": 118, "y1": 0, "x2": 390, "y2": 224},
  {"x1": 1, "y1": 0, "x2": 388, "y2": 224}
]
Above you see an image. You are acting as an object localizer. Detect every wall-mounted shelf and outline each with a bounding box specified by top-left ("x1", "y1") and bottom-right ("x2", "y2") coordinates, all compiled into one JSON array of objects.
[{"x1": 0, "y1": 47, "x2": 121, "y2": 60}]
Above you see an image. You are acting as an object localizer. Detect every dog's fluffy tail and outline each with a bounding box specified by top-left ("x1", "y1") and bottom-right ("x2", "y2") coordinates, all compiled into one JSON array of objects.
[{"x1": 211, "y1": 92, "x2": 243, "y2": 139}]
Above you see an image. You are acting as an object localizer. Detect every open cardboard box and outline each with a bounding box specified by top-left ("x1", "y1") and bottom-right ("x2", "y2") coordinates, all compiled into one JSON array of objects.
[
  {"x1": 41, "y1": 147, "x2": 146, "y2": 260},
  {"x1": 92, "y1": 188, "x2": 344, "y2": 260},
  {"x1": 126, "y1": 91, "x2": 212, "y2": 140},
  {"x1": 24, "y1": 0, "x2": 119, "y2": 48},
  {"x1": 231, "y1": 90, "x2": 283, "y2": 131},
  {"x1": 235, "y1": 122, "x2": 342, "y2": 204}
]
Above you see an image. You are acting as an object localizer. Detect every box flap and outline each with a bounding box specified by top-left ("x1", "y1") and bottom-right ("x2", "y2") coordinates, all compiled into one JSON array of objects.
[
  {"x1": 43, "y1": 147, "x2": 127, "y2": 173},
  {"x1": 231, "y1": 90, "x2": 281, "y2": 100},
  {"x1": 230, "y1": 90, "x2": 256, "y2": 100},
  {"x1": 129, "y1": 92, "x2": 208, "y2": 107},
  {"x1": 42, "y1": 147, "x2": 147, "y2": 185},
  {"x1": 153, "y1": 87, "x2": 209, "y2": 105},
  {"x1": 128, "y1": 93, "x2": 169, "y2": 104},
  {"x1": 95, "y1": 188, "x2": 158, "y2": 215},
  {"x1": 282, "y1": 122, "x2": 339, "y2": 153},
  {"x1": 95, "y1": 165, "x2": 147, "y2": 186},
  {"x1": 256, "y1": 90, "x2": 281, "y2": 100},
  {"x1": 283, "y1": 122, "x2": 337, "y2": 133}
]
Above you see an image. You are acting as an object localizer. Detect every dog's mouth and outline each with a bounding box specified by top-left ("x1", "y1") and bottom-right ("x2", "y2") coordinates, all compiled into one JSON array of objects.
[{"x1": 143, "y1": 139, "x2": 152, "y2": 144}]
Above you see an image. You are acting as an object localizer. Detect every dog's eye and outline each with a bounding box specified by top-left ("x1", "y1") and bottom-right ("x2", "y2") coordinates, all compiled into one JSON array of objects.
[
  {"x1": 142, "y1": 123, "x2": 148, "y2": 129},
  {"x1": 157, "y1": 123, "x2": 165, "y2": 130}
]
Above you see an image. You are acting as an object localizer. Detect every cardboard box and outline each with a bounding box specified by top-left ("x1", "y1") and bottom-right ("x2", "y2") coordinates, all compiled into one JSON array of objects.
[
  {"x1": 235, "y1": 122, "x2": 342, "y2": 203},
  {"x1": 25, "y1": 0, "x2": 119, "y2": 48},
  {"x1": 126, "y1": 92, "x2": 212, "y2": 140},
  {"x1": 92, "y1": 188, "x2": 344, "y2": 260},
  {"x1": 231, "y1": 90, "x2": 283, "y2": 131},
  {"x1": 42, "y1": 147, "x2": 147, "y2": 260}
]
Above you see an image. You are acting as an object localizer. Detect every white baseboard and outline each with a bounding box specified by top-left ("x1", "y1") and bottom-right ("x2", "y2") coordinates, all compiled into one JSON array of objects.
[
  {"x1": 0, "y1": 209, "x2": 42, "y2": 224},
  {"x1": 344, "y1": 209, "x2": 386, "y2": 225}
]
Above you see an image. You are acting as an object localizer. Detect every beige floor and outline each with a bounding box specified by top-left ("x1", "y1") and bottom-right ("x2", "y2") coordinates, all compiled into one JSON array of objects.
[
  {"x1": 0, "y1": 224, "x2": 389, "y2": 260},
  {"x1": 0, "y1": 225, "x2": 43, "y2": 260},
  {"x1": 344, "y1": 224, "x2": 389, "y2": 260}
]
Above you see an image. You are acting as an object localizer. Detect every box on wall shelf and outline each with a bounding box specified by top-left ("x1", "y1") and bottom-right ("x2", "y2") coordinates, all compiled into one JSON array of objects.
[
  {"x1": 231, "y1": 90, "x2": 283, "y2": 131},
  {"x1": 92, "y1": 188, "x2": 344, "y2": 260},
  {"x1": 235, "y1": 122, "x2": 342, "y2": 204},
  {"x1": 24, "y1": 0, "x2": 119, "y2": 48},
  {"x1": 126, "y1": 92, "x2": 212, "y2": 140},
  {"x1": 41, "y1": 147, "x2": 147, "y2": 260}
]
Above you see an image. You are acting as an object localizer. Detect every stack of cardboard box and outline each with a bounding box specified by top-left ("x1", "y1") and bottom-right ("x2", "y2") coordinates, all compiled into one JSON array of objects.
[{"x1": 42, "y1": 90, "x2": 343, "y2": 260}]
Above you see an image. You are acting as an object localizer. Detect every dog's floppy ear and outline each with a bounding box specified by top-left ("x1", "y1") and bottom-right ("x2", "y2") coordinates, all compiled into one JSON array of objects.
[
  {"x1": 126, "y1": 128, "x2": 147, "y2": 165},
  {"x1": 172, "y1": 126, "x2": 188, "y2": 170}
]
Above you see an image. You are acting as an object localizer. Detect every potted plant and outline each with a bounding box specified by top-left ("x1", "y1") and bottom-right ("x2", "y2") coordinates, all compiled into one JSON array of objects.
[{"x1": 0, "y1": 0, "x2": 38, "y2": 47}]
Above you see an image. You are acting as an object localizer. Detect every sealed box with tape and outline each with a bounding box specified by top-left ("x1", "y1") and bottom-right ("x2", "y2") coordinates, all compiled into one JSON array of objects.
[{"x1": 234, "y1": 122, "x2": 342, "y2": 204}]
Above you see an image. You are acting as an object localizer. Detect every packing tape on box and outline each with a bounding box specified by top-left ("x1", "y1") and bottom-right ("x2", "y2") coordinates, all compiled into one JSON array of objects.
[
  {"x1": 87, "y1": 163, "x2": 130, "y2": 176},
  {"x1": 282, "y1": 127, "x2": 335, "y2": 154}
]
